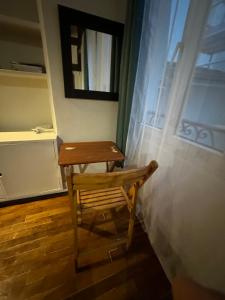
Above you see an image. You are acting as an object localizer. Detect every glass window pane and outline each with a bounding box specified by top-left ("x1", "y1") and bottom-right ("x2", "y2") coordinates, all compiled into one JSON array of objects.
[{"x1": 177, "y1": 0, "x2": 225, "y2": 152}]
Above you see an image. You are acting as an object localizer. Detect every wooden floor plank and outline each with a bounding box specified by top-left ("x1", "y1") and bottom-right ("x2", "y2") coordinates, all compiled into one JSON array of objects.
[{"x1": 0, "y1": 195, "x2": 171, "y2": 300}]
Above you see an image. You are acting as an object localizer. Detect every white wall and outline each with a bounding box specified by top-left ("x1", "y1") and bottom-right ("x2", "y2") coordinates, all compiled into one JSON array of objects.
[{"x1": 38, "y1": 0, "x2": 127, "y2": 142}]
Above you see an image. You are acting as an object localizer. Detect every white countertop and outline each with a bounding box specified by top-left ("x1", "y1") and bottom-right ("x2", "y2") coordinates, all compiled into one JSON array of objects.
[
  {"x1": 0, "y1": 131, "x2": 57, "y2": 143},
  {"x1": 0, "y1": 69, "x2": 47, "y2": 79}
]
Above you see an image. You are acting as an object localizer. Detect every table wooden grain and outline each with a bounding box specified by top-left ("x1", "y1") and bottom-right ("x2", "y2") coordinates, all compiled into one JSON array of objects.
[{"x1": 58, "y1": 141, "x2": 125, "y2": 166}]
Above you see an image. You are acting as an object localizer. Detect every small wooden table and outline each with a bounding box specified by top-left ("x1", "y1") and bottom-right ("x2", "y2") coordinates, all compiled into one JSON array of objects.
[{"x1": 58, "y1": 141, "x2": 125, "y2": 172}]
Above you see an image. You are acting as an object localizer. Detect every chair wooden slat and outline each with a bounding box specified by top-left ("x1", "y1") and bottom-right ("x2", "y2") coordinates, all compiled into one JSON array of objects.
[
  {"x1": 81, "y1": 194, "x2": 123, "y2": 203},
  {"x1": 80, "y1": 189, "x2": 122, "y2": 200},
  {"x1": 80, "y1": 187, "x2": 119, "y2": 196},
  {"x1": 80, "y1": 187, "x2": 125, "y2": 209},
  {"x1": 81, "y1": 197, "x2": 126, "y2": 209}
]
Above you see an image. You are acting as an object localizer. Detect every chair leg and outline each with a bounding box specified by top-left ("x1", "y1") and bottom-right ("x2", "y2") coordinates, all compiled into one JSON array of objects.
[
  {"x1": 126, "y1": 213, "x2": 135, "y2": 250},
  {"x1": 74, "y1": 226, "x2": 79, "y2": 272},
  {"x1": 71, "y1": 196, "x2": 79, "y2": 272},
  {"x1": 77, "y1": 209, "x2": 82, "y2": 225},
  {"x1": 74, "y1": 257, "x2": 78, "y2": 272}
]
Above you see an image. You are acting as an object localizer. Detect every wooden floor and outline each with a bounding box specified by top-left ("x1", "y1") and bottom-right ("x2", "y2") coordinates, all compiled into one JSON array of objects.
[{"x1": 0, "y1": 195, "x2": 172, "y2": 300}]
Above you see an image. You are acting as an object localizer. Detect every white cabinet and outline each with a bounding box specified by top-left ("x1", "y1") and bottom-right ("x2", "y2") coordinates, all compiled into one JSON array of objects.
[{"x1": 0, "y1": 137, "x2": 62, "y2": 201}]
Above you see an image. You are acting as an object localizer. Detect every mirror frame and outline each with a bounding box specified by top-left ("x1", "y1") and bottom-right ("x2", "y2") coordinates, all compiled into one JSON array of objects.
[{"x1": 58, "y1": 5, "x2": 124, "y2": 101}]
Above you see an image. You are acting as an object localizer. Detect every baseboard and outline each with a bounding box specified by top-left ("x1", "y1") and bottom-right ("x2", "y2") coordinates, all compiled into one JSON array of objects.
[{"x1": 0, "y1": 191, "x2": 68, "y2": 208}]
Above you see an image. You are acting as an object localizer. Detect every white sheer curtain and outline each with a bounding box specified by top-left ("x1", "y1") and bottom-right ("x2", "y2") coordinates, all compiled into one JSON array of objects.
[{"x1": 126, "y1": 0, "x2": 225, "y2": 294}]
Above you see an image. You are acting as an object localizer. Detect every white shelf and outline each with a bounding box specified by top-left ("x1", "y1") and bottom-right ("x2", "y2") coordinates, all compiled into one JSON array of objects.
[
  {"x1": 0, "y1": 69, "x2": 47, "y2": 80},
  {"x1": 0, "y1": 14, "x2": 42, "y2": 47},
  {"x1": 0, "y1": 131, "x2": 57, "y2": 143},
  {"x1": 0, "y1": 14, "x2": 40, "y2": 32}
]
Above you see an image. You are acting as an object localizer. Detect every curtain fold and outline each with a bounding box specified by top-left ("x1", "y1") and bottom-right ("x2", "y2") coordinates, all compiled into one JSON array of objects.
[
  {"x1": 126, "y1": 0, "x2": 171, "y2": 162},
  {"x1": 116, "y1": 0, "x2": 145, "y2": 154},
  {"x1": 125, "y1": 0, "x2": 225, "y2": 295}
]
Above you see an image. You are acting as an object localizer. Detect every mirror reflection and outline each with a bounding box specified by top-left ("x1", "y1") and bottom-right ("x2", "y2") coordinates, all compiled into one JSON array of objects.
[{"x1": 71, "y1": 26, "x2": 121, "y2": 93}]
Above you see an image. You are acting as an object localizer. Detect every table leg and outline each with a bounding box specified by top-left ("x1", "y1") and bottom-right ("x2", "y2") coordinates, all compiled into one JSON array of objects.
[
  {"x1": 65, "y1": 165, "x2": 73, "y2": 177},
  {"x1": 78, "y1": 164, "x2": 88, "y2": 173},
  {"x1": 106, "y1": 161, "x2": 116, "y2": 172}
]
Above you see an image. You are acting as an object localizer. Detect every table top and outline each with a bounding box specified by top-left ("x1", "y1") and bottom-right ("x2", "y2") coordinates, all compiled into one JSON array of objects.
[{"x1": 58, "y1": 141, "x2": 125, "y2": 166}]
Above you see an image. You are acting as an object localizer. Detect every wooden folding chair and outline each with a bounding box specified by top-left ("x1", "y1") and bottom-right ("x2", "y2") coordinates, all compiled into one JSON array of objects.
[{"x1": 66, "y1": 160, "x2": 158, "y2": 269}]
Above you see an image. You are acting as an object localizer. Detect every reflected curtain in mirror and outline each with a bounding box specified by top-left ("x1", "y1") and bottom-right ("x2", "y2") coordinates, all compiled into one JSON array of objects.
[{"x1": 71, "y1": 27, "x2": 120, "y2": 93}]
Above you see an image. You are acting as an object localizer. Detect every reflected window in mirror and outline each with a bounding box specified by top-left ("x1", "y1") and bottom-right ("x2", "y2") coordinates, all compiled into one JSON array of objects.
[{"x1": 58, "y1": 6, "x2": 124, "y2": 101}]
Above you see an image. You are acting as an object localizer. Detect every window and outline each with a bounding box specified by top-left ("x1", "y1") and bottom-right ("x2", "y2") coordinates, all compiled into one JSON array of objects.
[
  {"x1": 177, "y1": 0, "x2": 225, "y2": 152},
  {"x1": 145, "y1": 0, "x2": 190, "y2": 128}
]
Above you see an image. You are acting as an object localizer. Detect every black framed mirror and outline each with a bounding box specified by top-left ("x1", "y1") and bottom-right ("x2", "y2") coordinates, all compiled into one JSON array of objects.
[{"x1": 58, "y1": 5, "x2": 124, "y2": 101}]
